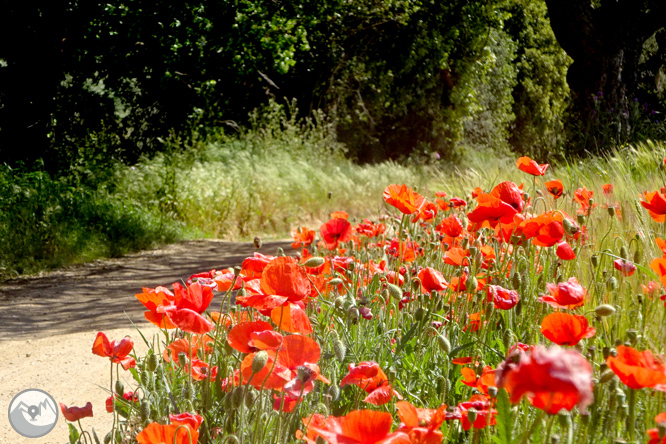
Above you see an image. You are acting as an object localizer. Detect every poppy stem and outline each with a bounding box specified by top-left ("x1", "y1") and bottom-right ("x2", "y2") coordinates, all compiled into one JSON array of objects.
[{"x1": 627, "y1": 388, "x2": 636, "y2": 441}]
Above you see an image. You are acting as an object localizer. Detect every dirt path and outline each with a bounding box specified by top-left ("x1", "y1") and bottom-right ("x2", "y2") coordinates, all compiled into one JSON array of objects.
[{"x1": 0, "y1": 239, "x2": 291, "y2": 444}]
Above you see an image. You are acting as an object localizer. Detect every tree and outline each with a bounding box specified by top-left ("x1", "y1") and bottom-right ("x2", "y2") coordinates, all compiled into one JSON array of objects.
[{"x1": 544, "y1": 0, "x2": 666, "y2": 148}]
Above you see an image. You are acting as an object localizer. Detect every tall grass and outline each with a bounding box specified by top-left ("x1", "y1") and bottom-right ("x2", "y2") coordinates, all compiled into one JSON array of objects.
[{"x1": 2, "y1": 98, "x2": 665, "y2": 280}]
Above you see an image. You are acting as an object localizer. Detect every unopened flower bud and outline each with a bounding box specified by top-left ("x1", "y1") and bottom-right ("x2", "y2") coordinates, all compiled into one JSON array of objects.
[
  {"x1": 334, "y1": 296, "x2": 345, "y2": 309},
  {"x1": 558, "y1": 411, "x2": 571, "y2": 429},
  {"x1": 146, "y1": 353, "x2": 158, "y2": 372},
  {"x1": 414, "y1": 307, "x2": 426, "y2": 322},
  {"x1": 591, "y1": 254, "x2": 599, "y2": 267},
  {"x1": 599, "y1": 369, "x2": 616, "y2": 384},
  {"x1": 333, "y1": 338, "x2": 346, "y2": 362},
  {"x1": 607, "y1": 276, "x2": 619, "y2": 290},
  {"x1": 244, "y1": 388, "x2": 257, "y2": 408},
  {"x1": 115, "y1": 380, "x2": 124, "y2": 397},
  {"x1": 329, "y1": 277, "x2": 344, "y2": 286},
  {"x1": 387, "y1": 283, "x2": 402, "y2": 299},
  {"x1": 465, "y1": 274, "x2": 478, "y2": 292},
  {"x1": 577, "y1": 214, "x2": 586, "y2": 225},
  {"x1": 231, "y1": 387, "x2": 244, "y2": 409},
  {"x1": 467, "y1": 407, "x2": 478, "y2": 424},
  {"x1": 347, "y1": 306, "x2": 360, "y2": 324},
  {"x1": 594, "y1": 304, "x2": 616, "y2": 317},
  {"x1": 620, "y1": 246, "x2": 628, "y2": 259},
  {"x1": 328, "y1": 384, "x2": 340, "y2": 401},
  {"x1": 252, "y1": 351, "x2": 269, "y2": 374},
  {"x1": 347, "y1": 261, "x2": 355, "y2": 272},
  {"x1": 140, "y1": 400, "x2": 151, "y2": 422},
  {"x1": 304, "y1": 257, "x2": 326, "y2": 268},
  {"x1": 437, "y1": 335, "x2": 451, "y2": 353}
]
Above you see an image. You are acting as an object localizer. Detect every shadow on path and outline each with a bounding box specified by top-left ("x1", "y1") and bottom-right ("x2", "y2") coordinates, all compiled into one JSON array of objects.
[{"x1": 0, "y1": 240, "x2": 292, "y2": 340}]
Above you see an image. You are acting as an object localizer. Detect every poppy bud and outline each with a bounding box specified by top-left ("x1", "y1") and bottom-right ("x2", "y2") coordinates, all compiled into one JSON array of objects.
[
  {"x1": 347, "y1": 261, "x2": 355, "y2": 271},
  {"x1": 115, "y1": 380, "x2": 124, "y2": 397},
  {"x1": 253, "y1": 237, "x2": 263, "y2": 249},
  {"x1": 139, "y1": 400, "x2": 151, "y2": 422},
  {"x1": 512, "y1": 272, "x2": 522, "y2": 289},
  {"x1": 334, "y1": 296, "x2": 345, "y2": 309},
  {"x1": 633, "y1": 248, "x2": 641, "y2": 263},
  {"x1": 523, "y1": 192, "x2": 530, "y2": 202},
  {"x1": 607, "y1": 276, "x2": 618, "y2": 290},
  {"x1": 244, "y1": 388, "x2": 257, "y2": 408},
  {"x1": 333, "y1": 338, "x2": 346, "y2": 362},
  {"x1": 591, "y1": 254, "x2": 599, "y2": 267},
  {"x1": 515, "y1": 298, "x2": 523, "y2": 316},
  {"x1": 594, "y1": 304, "x2": 616, "y2": 317},
  {"x1": 599, "y1": 369, "x2": 616, "y2": 384},
  {"x1": 411, "y1": 278, "x2": 421, "y2": 292},
  {"x1": 224, "y1": 340, "x2": 234, "y2": 356},
  {"x1": 607, "y1": 206, "x2": 615, "y2": 217},
  {"x1": 329, "y1": 278, "x2": 344, "y2": 286},
  {"x1": 414, "y1": 307, "x2": 426, "y2": 322},
  {"x1": 387, "y1": 283, "x2": 402, "y2": 299},
  {"x1": 252, "y1": 351, "x2": 269, "y2": 374},
  {"x1": 467, "y1": 407, "x2": 478, "y2": 424},
  {"x1": 558, "y1": 411, "x2": 571, "y2": 429},
  {"x1": 146, "y1": 353, "x2": 158, "y2": 372},
  {"x1": 231, "y1": 387, "x2": 244, "y2": 409},
  {"x1": 304, "y1": 257, "x2": 325, "y2": 268},
  {"x1": 465, "y1": 274, "x2": 478, "y2": 292},
  {"x1": 620, "y1": 246, "x2": 628, "y2": 259},
  {"x1": 178, "y1": 352, "x2": 188, "y2": 367},
  {"x1": 503, "y1": 329, "x2": 515, "y2": 350},
  {"x1": 223, "y1": 391, "x2": 234, "y2": 410},
  {"x1": 562, "y1": 218, "x2": 578, "y2": 236},
  {"x1": 347, "y1": 306, "x2": 360, "y2": 324},
  {"x1": 437, "y1": 335, "x2": 451, "y2": 353},
  {"x1": 328, "y1": 384, "x2": 340, "y2": 401},
  {"x1": 626, "y1": 329, "x2": 639, "y2": 344}
]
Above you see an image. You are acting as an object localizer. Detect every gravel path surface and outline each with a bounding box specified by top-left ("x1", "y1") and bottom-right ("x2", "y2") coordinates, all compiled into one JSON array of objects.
[{"x1": 0, "y1": 239, "x2": 291, "y2": 444}]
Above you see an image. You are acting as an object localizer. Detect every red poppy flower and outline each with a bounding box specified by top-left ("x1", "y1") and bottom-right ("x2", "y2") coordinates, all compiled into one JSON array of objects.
[
  {"x1": 383, "y1": 184, "x2": 426, "y2": 215},
  {"x1": 539, "y1": 277, "x2": 586, "y2": 309},
  {"x1": 340, "y1": 361, "x2": 401, "y2": 405},
  {"x1": 170, "y1": 412, "x2": 204, "y2": 431},
  {"x1": 241, "y1": 334, "x2": 329, "y2": 394},
  {"x1": 291, "y1": 227, "x2": 316, "y2": 249},
  {"x1": 158, "y1": 306, "x2": 215, "y2": 335},
  {"x1": 330, "y1": 210, "x2": 349, "y2": 220},
  {"x1": 418, "y1": 267, "x2": 448, "y2": 292},
  {"x1": 647, "y1": 428, "x2": 666, "y2": 444},
  {"x1": 241, "y1": 252, "x2": 275, "y2": 277},
  {"x1": 60, "y1": 402, "x2": 93, "y2": 422},
  {"x1": 651, "y1": 257, "x2": 666, "y2": 286},
  {"x1": 444, "y1": 247, "x2": 469, "y2": 266},
  {"x1": 227, "y1": 320, "x2": 282, "y2": 353},
  {"x1": 106, "y1": 391, "x2": 138, "y2": 413},
  {"x1": 411, "y1": 201, "x2": 438, "y2": 223},
  {"x1": 468, "y1": 182, "x2": 524, "y2": 228},
  {"x1": 395, "y1": 401, "x2": 446, "y2": 444},
  {"x1": 307, "y1": 410, "x2": 409, "y2": 444},
  {"x1": 449, "y1": 197, "x2": 467, "y2": 208},
  {"x1": 614, "y1": 259, "x2": 637, "y2": 277},
  {"x1": 190, "y1": 358, "x2": 218, "y2": 381},
  {"x1": 545, "y1": 179, "x2": 564, "y2": 199},
  {"x1": 355, "y1": 219, "x2": 386, "y2": 238},
  {"x1": 162, "y1": 336, "x2": 212, "y2": 363},
  {"x1": 602, "y1": 183, "x2": 614, "y2": 195},
  {"x1": 495, "y1": 345, "x2": 594, "y2": 414},
  {"x1": 606, "y1": 345, "x2": 666, "y2": 389},
  {"x1": 457, "y1": 395, "x2": 497, "y2": 430},
  {"x1": 320, "y1": 218, "x2": 353, "y2": 250},
  {"x1": 556, "y1": 241, "x2": 576, "y2": 261},
  {"x1": 135, "y1": 286, "x2": 176, "y2": 328},
  {"x1": 436, "y1": 215, "x2": 465, "y2": 238},
  {"x1": 136, "y1": 422, "x2": 199, "y2": 444},
  {"x1": 461, "y1": 365, "x2": 496, "y2": 396},
  {"x1": 486, "y1": 285, "x2": 519, "y2": 310},
  {"x1": 173, "y1": 281, "x2": 214, "y2": 314},
  {"x1": 540, "y1": 313, "x2": 596, "y2": 346},
  {"x1": 517, "y1": 156, "x2": 549, "y2": 176},
  {"x1": 641, "y1": 191, "x2": 666, "y2": 223},
  {"x1": 92, "y1": 332, "x2": 136, "y2": 370},
  {"x1": 573, "y1": 187, "x2": 596, "y2": 215},
  {"x1": 520, "y1": 212, "x2": 566, "y2": 247}
]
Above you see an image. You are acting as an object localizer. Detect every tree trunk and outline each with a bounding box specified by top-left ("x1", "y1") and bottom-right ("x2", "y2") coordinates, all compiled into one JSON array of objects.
[{"x1": 544, "y1": 0, "x2": 665, "y2": 148}]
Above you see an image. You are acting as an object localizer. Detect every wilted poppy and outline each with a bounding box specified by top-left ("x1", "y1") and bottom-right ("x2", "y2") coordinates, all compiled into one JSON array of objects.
[
  {"x1": 641, "y1": 190, "x2": 666, "y2": 223},
  {"x1": 60, "y1": 402, "x2": 93, "y2": 422},
  {"x1": 92, "y1": 332, "x2": 136, "y2": 370},
  {"x1": 606, "y1": 345, "x2": 666, "y2": 390},
  {"x1": 517, "y1": 156, "x2": 549, "y2": 176},
  {"x1": 540, "y1": 312, "x2": 596, "y2": 346},
  {"x1": 340, "y1": 361, "x2": 401, "y2": 405},
  {"x1": 320, "y1": 218, "x2": 353, "y2": 250},
  {"x1": 383, "y1": 184, "x2": 426, "y2": 215},
  {"x1": 136, "y1": 422, "x2": 199, "y2": 444},
  {"x1": 418, "y1": 267, "x2": 448, "y2": 292},
  {"x1": 556, "y1": 241, "x2": 576, "y2": 261},
  {"x1": 614, "y1": 259, "x2": 637, "y2": 277},
  {"x1": 291, "y1": 227, "x2": 316, "y2": 249},
  {"x1": 495, "y1": 345, "x2": 594, "y2": 414},
  {"x1": 307, "y1": 410, "x2": 408, "y2": 444},
  {"x1": 486, "y1": 285, "x2": 519, "y2": 310},
  {"x1": 545, "y1": 179, "x2": 564, "y2": 199},
  {"x1": 539, "y1": 277, "x2": 586, "y2": 309}
]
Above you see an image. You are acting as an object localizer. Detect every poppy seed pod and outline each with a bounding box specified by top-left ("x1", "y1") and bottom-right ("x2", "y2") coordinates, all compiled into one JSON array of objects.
[
  {"x1": 333, "y1": 338, "x2": 346, "y2": 362},
  {"x1": 607, "y1": 206, "x2": 615, "y2": 217},
  {"x1": 251, "y1": 351, "x2": 269, "y2": 374},
  {"x1": 488, "y1": 386, "x2": 498, "y2": 399},
  {"x1": 387, "y1": 283, "x2": 402, "y2": 299},
  {"x1": 594, "y1": 304, "x2": 616, "y2": 317},
  {"x1": 466, "y1": 407, "x2": 478, "y2": 424},
  {"x1": 304, "y1": 257, "x2": 326, "y2": 268},
  {"x1": 577, "y1": 214, "x2": 586, "y2": 225},
  {"x1": 253, "y1": 236, "x2": 263, "y2": 249},
  {"x1": 437, "y1": 335, "x2": 451, "y2": 354},
  {"x1": 657, "y1": 421, "x2": 666, "y2": 439},
  {"x1": 178, "y1": 352, "x2": 188, "y2": 367},
  {"x1": 591, "y1": 254, "x2": 599, "y2": 267},
  {"x1": 558, "y1": 411, "x2": 572, "y2": 429}
]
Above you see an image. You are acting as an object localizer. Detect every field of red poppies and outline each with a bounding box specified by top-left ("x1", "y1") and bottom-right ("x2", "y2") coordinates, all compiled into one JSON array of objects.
[{"x1": 60, "y1": 153, "x2": 666, "y2": 444}]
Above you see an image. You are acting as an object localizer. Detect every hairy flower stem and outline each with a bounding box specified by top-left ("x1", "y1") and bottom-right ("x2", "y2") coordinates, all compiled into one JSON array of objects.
[{"x1": 627, "y1": 388, "x2": 637, "y2": 441}]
